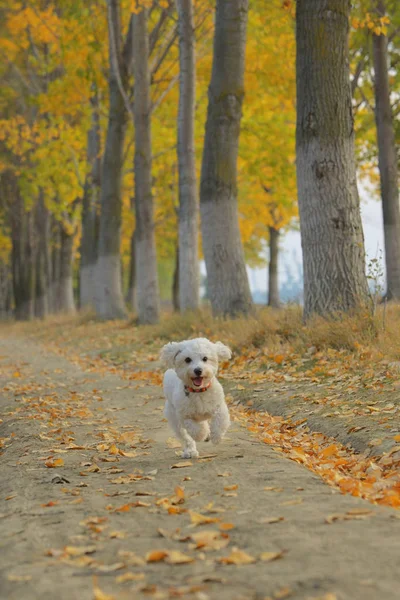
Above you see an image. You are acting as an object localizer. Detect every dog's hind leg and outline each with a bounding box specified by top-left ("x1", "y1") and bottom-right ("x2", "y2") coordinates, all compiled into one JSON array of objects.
[
  {"x1": 210, "y1": 404, "x2": 230, "y2": 445},
  {"x1": 184, "y1": 419, "x2": 210, "y2": 442}
]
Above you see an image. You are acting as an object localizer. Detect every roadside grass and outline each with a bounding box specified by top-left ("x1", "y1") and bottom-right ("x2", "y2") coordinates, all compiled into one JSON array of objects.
[{"x1": 3, "y1": 302, "x2": 400, "y2": 363}]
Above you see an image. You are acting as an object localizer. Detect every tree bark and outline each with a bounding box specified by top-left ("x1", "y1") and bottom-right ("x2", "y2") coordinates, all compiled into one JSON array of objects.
[
  {"x1": 58, "y1": 222, "x2": 76, "y2": 313},
  {"x1": 95, "y1": 0, "x2": 129, "y2": 319},
  {"x1": 133, "y1": 8, "x2": 160, "y2": 324},
  {"x1": 172, "y1": 243, "x2": 180, "y2": 312},
  {"x1": 34, "y1": 196, "x2": 49, "y2": 318},
  {"x1": 199, "y1": 0, "x2": 253, "y2": 317},
  {"x1": 296, "y1": 0, "x2": 370, "y2": 318},
  {"x1": 267, "y1": 226, "x2": 280, "y2": 308},
  {"x1": 50, "y1": 218, "x2": 61, "y2": 313},
  {"x1": 126, "y1": 228, "x2": 136, "y2": 311},
  {"x1": 177, "y1": 0, "x2": 199, "y2": 311},
  {"x1": 11, "y1": 201, "x2": 35, "y2": 321},
  {"x1": 80, "y1": 89, "x2": 101, "y2": 309},
  {"x1": 372, "y1": 0, "x2": 400, "y2": 300}
]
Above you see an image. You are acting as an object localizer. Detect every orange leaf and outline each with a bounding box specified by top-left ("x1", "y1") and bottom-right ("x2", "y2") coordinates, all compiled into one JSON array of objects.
[{"x1": 145, "y1": 550, "x2": 168, "y2": 563}]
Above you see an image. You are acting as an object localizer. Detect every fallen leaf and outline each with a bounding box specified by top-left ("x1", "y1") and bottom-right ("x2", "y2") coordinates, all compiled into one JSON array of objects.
[
  {"x1": 259, "y1": 550, "x2": 286, "y2": 562},
  {"x1": 218, "y1": 548, "x2": 256, "y2": 565},
  {"x1": 95, "y1": 563, "x2": 125, "y2": 573},
  {"x1": 86, "y1": 464, "x2": 100, "y2": 473},
  {"x1": 5, "y1": 494, "x2": 17, "y2": 501},
  {"x1": 258, "y1": 516, "x2": 285, "y2": 525},
  {"x1": 64, "y1": 545, "x2": 97, "y2": 556},
  {"x1": 219, "y1": 523, "x2": 235, "y2": 531},
  {"x1": 171, "y1": 461, "x2": 193, "y2": 469},
  {"x1": 145, "y1": 550, "x2": 168, "y2": 563},
  {"x1": 115, "y1": 572, "x2": 145, "y2": 583},
  {"x1": 223, "y1": 484, "x2": 238, "y2": 491},
  {"x1": 45, "y1": 458, "x2": 64, "y2": 468},
  {"x1": 325, "y1": 510, "x2": 373, "y2": 524},
  {"x1": 263, "y1": 486, "x2": 283, "y2": 492},
  {"x1": 280, "y1": 498, "x2": 303, "y2": 506},
  {"x1": 41, "y1": 501, "x2": 58, "y2": 507},
  {"x1": 273, "y1": 587, "x2": 293, "y2": 599},
  {"x1": 109, "y1": 531, "x2": 126, "y2": 539},
  {"x1": 7, "y1": 574, "x2": 32, "y2": 582},
  {"x1": 166, "y1": 437, "x2": 181, "y2": 449},
  {"x1": 165, "y1": 550, "x2": 194, "y2": 564},
  {"x1": 368, "y1": 438, "x2": 383, "y2": 447},
  {"x1": 188, "y1": 510, "x2": 220, "y2": 526},
  {"x1": 218, "y1": 472, "x2": 231, "y2": 477},
  {"x1": 93, "y1": 578, "x2": 115, "y2": 600}
]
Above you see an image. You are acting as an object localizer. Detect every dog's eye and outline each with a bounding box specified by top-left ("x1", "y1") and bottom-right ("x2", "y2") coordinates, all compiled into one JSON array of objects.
[
  {"x1": 202, "y1": 357, "x2": 208, "y2": 362},
  {"x1": 185, "y1": 357, "x2": 192, "y2": 364}
]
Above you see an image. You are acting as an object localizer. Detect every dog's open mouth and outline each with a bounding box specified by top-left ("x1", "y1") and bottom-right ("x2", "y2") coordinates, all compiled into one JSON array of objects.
[{"x1": 191, "y1": 377, "x2": 204, "y2": 387}]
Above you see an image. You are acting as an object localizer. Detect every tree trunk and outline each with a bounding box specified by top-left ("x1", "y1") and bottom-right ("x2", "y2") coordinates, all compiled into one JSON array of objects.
[
  {"x1": 80, "y1": 89, "x2": 101, "y2": 309},
  {"x1": 34, "y1": 196, "x2": 49, "y2": 318},
  {"x1": 50, "y1": 218, "x2": 61, "y2": 313},
  {"x1": 126, "y1": 228, "x2": 136, "y2": 311},
  {"x1": 58, "y1": 223, "x2": 76, "y2": 313},
  {"x1": 133, "y1": 8, "x2": 160, "y2": 325},
  {"x1": 267, "y1": 226, "x2": 280, "y2": 308},
  {"x1": 372, "y1": 0, "x2": 400, "y2": 300},
  {"x1": 172, "y1": 244, "x2": 180, "y2": 312},
  {"x1": 11, "y1": 205, "x2": 35, "y2": 321},
  {"x1": 296, "y1": 0, "x2": 370, "y2": 318},
  {"x1": 95, "y1": 0, "x2": 128, "y2": 319},
  {"x1": 177, "y1": 0, "x2": 199, "y2": 311},
  {"x1": 199, "y1": 0, "x2": 253, "y2": 318}
]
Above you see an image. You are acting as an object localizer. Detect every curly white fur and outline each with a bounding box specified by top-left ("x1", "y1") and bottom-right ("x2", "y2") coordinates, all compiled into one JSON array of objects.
[{"x1": 160, "y1": 337, "x2": 231, "y2": 459}]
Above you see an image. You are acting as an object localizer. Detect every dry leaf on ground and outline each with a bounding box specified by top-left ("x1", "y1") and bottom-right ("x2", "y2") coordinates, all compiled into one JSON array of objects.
[
  {"x1": 259, "y1": 550, "x2": 286, "y2": 562},
  {"x1": 218, "y1": 548, "x2": 256, "y2": 565},
  {"x1": 171, "y1": 461, "x2": 193, "y2": 469}
]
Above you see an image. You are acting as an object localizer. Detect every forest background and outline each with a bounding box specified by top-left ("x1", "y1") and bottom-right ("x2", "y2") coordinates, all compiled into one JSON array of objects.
[{"x1": 0, "y1": 0, "x2": 399, "y2": 322}]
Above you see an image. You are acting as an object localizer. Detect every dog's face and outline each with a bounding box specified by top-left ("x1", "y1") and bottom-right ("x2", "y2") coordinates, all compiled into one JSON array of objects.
[{"x1": 161, "y1": 338, "x2": 231, "y2": 389}]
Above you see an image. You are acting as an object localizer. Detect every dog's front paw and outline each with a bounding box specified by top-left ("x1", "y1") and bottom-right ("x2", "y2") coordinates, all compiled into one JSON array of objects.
[{"x1": 182, "y1": 448, "x2": 199, "y2": 459}]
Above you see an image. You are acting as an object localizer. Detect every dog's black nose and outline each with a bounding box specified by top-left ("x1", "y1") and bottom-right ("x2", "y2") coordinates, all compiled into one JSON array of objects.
[{"x1": 194, "y1": 367, "x2": 202, "y2": 376}]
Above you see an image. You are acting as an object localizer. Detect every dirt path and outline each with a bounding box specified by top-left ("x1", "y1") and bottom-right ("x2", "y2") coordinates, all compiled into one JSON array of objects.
[{"x1": 1, "y1": 335, "x2": 400, "y2": 600}]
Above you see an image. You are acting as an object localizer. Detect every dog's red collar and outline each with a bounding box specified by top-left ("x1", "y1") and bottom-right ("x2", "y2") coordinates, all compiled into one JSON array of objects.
[{"x1": 184, "y1": 381, "x2": 212, "y2": 394}]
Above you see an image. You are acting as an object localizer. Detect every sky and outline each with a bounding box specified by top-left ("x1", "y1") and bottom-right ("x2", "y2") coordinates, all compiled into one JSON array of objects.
[{"x1": 249, "y1": 189, "x2": 386, "y2": 297}]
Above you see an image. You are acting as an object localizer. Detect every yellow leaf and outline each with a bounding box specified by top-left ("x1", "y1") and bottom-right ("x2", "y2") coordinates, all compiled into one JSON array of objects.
[
  {"x1": 188, "y1": 510, "x2": 220, "y2": 526},
  {"x1": 259, "y1": 550, "x2": 286, "y2": 562},
  {"x1": 65, "y1": 545, "x2": 97, "y2": 556},
  {"x1": 171, "y1": 461, "x2": 193, "y2": 469},
  {"x1": 115, "y1": 572, "x2": 145, "y2": 583},
  {"x1": 218, "y1": 548, "x2": 256, "y2": 565},
  {"x1": 93, "y1": 578, "x2": 115, "y2": 600},
  {"x1": 165, "y1": 550, "x2": 194, "y2": 564}
]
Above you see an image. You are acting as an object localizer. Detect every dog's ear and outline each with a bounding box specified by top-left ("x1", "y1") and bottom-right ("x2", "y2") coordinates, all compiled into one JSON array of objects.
[
  {"x1": 214, "y1": 341, "x2": 232, "y2": 361},
  {"x1": 160, "y1": 342, "x2": 182, "y2": 368}
]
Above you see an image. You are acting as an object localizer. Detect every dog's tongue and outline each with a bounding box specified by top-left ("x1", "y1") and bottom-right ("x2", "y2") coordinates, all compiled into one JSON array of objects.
[{"x1": 192, "y1": 377, "x2": 203, "y2": 387}]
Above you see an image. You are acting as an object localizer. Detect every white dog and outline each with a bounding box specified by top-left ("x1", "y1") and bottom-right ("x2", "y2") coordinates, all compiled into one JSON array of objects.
[{"x1": 160, "y1": 338, "x2": 232, "y2": 459}]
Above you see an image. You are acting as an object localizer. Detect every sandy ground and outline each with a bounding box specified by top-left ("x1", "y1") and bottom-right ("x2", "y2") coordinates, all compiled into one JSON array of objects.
[{"x1": 1, "y1": 335, "x2": 400, "y2": 600}]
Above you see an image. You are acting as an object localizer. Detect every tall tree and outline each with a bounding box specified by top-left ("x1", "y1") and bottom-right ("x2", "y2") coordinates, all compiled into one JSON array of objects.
[
  {"x1": 133, "y1": 7, "x2": 160, "y2": 324},
  {"x1": 177, "y1": 0, "x2": 199, "y2": 311},
  {"x1": 80, "y1": 89, "x2": 101, "y2": 309},
  {"x1": 95, "y1": 0, "x2": 131, "y2": 319},
  {"x1": 372, "y1": 0, "x2": 400, "y2": 299},
  {"x1": 296, "y1": 0, "x2": 370, "y2": 318},
  {"x1": 200, "y1": 0, "x2": 253, "y2": 317},
  {"x1": 268, "y1": 226, "x2": 280, "y2": 308}
]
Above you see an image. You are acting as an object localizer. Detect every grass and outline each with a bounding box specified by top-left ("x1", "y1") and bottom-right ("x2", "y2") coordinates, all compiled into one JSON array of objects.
[{"x1": 3, "y1": 302, "x2": 400, "y2": 364}]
